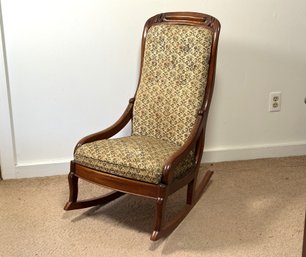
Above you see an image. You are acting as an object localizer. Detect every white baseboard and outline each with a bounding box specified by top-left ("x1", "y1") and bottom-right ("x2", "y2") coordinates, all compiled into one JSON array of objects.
[
  {"x1": 15, "y1": 160, "x2": 70, "y2": 179},
  {"x1": 202, "y1": 142, "x2": 306, "y2": 163},
  {"x1": 5, "y1": 142, "x2": 306, "y2": 179}
]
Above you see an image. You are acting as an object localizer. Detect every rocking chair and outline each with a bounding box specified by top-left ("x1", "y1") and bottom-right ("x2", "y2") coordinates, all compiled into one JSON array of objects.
[{"x1": 64, "y1": 12, "x2": 221, "y2": 241}]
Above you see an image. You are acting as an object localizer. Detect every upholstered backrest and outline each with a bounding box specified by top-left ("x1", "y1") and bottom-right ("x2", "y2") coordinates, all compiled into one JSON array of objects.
[{"x1": 132, "y1": 23, "x2": 213, "y2": 146}]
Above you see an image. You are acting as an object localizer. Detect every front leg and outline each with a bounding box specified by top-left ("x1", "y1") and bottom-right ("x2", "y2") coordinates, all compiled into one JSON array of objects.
[{"x1": 64, "y1": 162, "x2": 79, "y2": 210}]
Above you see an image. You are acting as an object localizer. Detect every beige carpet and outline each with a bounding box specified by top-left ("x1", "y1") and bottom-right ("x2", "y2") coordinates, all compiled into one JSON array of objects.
[{"x1": 0, "y1": 156, "x2": 305, "y2": 257}]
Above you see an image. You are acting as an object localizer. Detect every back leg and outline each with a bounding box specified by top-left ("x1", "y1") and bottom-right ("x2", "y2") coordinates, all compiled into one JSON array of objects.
[{"x1": 186, "y1": 179, "x2": 195, "y2": 205}]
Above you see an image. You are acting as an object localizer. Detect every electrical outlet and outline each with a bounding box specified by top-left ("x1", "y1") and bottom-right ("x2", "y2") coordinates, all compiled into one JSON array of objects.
[{"x1": 269, "y1": 92, "x2": 281, "y2": 112}]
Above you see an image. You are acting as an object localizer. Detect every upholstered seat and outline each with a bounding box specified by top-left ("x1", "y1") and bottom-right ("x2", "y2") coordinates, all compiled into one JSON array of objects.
[{"x1": 75, "y1": 136, "x2": 194, "y2": 184}]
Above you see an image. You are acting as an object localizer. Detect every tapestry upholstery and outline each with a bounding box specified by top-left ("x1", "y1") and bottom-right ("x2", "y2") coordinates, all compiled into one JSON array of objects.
[
  {"x1": 133, "y1": 24, "x2": 213, "y2": 146},
  {"x1": 74, "y1": 24, "x2": 213, "y2": 184},
  {"x1": 74, "y1": 136, "x2": 194, "y2": 184}
]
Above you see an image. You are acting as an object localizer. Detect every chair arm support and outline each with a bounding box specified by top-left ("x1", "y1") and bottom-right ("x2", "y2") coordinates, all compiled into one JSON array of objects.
[
  {"x1": 162, "y1": 110, "x2": 208, "y2": 184},
  {"x1": 73, "y1": 98, "x2": 135, "y2": 153}
]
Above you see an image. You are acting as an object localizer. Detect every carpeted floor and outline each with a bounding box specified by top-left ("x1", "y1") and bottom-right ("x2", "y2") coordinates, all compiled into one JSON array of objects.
[{"x1": 0, "y1": 156, "x2": 305, "y2": 257}]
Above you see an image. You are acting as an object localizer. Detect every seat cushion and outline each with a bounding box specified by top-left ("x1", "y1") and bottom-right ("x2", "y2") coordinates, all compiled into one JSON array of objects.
[{"x1": 74, "y1": 136, "x2": 194, "y2": 184}]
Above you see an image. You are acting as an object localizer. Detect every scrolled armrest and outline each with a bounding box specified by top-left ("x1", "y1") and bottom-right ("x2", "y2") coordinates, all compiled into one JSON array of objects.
[
  {"x1": 74, "y1": 98, "x2": 135, "y2": 153},
  {"x1": 161, "y1": 110, "x2": 207, "y2": 184}
]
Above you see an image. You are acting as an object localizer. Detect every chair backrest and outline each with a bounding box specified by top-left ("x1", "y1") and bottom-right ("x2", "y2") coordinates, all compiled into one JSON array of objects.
[{"x1": 132, "y1": 12, "x2": 220, "y2": 146}]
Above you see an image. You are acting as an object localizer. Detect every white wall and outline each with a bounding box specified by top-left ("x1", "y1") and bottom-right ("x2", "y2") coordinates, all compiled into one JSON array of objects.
[{"x1": 0, "y1": 0, "x2": 306, "y2": 179}]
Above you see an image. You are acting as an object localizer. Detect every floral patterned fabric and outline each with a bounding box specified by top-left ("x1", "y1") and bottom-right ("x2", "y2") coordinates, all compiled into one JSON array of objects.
[
  {"x1": 74, "y1": 136, "x2": 194, "y2": 184},
  {"x1": 133, "y1": 24, "x2": 213, "y2": 146},
  {"x1": 75, "y1": 24, "x2": 213, "y2": 184}
]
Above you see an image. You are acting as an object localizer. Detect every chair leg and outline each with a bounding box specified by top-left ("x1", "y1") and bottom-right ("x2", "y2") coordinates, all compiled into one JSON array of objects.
[
  {"x1": 150, "y1": 170, "x2": 214, "y2": 241},
  {"x1": 193, "y1": 170, "x2": 214, "y2": 203},
  {"x1": 150, "y1": 196, "x2": 167, "y2": 241},
  {"x1": 64, "y1": 162, "x2": 125, "y2": 211},
  {"x1": 186, "y1": 170, "x2": 214, "y2": 205},
  {"x1": 187, "y1": 170, "x2": 214, "y2": 206},
  {"x1": 64, "y1": 165, "x2": 79, "y2": 210},
  {"x1": 186, "y1": 179, "x2": 195, "y2": 205}
]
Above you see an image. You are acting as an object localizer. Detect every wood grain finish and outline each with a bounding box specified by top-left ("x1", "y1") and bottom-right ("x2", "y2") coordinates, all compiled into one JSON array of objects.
[{"x1": 64, "y1": 12, "x2": 221, "y2": 241}]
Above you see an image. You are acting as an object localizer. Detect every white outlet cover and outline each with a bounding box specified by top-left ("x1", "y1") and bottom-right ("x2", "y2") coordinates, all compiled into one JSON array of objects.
[{"x1": 269, "y1": 92, "x2": 281, "y2": 112}]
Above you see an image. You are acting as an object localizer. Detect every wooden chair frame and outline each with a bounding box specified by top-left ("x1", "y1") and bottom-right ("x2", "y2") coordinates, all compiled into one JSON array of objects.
[{"x1": 64, "y1": 12, "x2": 221, "y2": 241}]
